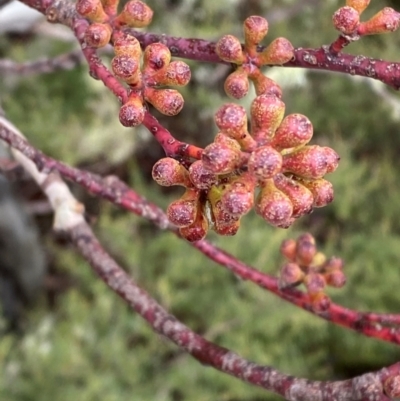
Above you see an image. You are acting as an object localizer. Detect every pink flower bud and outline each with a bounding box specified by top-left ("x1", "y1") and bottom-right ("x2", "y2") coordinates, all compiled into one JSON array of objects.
[
  {"x1": 113, "y1": 33, "x2": 142, "y2": 60},
  {"x1": 278, "y1": 262, "x2": 304, "y2": 289},
  {"x1": 358, "y1": 7, "x2": 400, "y2": 36},
  {"x1": 248, "y1": 146, "x2": 283, "y2": 181},
  {"x1": 216, "y1": 35, "x2": 245, "y2": 64},
  {"x1": 202, "y1": 136, "x2": 242, "y2": 174},
  {"x1": 271, "y1": 113, "x2": 313, "y2": 151},
  {"x1": 114, "y1": 0, "x2": 153, "y2": 28},
  {"x1": 144, "y1": 88, "x2": 184, "y2": 116},
  {"x1": 143, "y1": 43, "x2": 171, "y2": 72},
  {"x1": 295, "y1": 233, "x2": 317, "y2": 265},
  {"x1": 282, "y1": 145, "x2": 339, "y2": 179},
  {"x1": 243, "y1": 16, "x2": 269, "y2": 51},
  {"x1": 346, "y1": 0, "x2": 370, "y2": 14},
  {"x1": 333, "y1": 6, "x2": 360, "y2": 35},
  {"x1": 250, "y1": 95, "x2": 285, "y2": 143},
  {"x1": 255, "y1": 180, "x2": 293, "y2": 227},
  {"x1": 280, "y1": 239, "x2": 297, "y2": 261},
  {"x1": 167, "y1": 188, "x2": 200, "y2": 227},
  {"x1": 224, "y1": 68, "x2": 250, "y2": 99},
  {"x1": 220, "y1": 173, "x2": 256, "y2": 217},
  {"x1": 274, "y1": 174, "x2": 314, "y2": 218},
  {"x1": 304, "y1": 273, "x2": 326, "y2": 294},
  {"x1": 152, "y1": 158, "x2": 192, "y2": 187},
  {"x1": 149, "y1": 61, "x2": 191, "y2": 87},
  {"x1": 298, "y1": 178, "x2": 334, "y2": 207},
  {"x1": 325, "y1": 270, "x2": 346, "y2": 288},
  {"x1": 119, "y1": 95, "x2": 145, "y2": 127},
  {"x1": 207, "y1": 186, "x2": 241, "y2": 236},
  {"x1": 84, "y1": 23, "x2": 112, "y2": 48},
  {"x1": 179, "y1": 208, "x2": 209, "y2": 242},
  {"x1": 309, "y1": 292, "x2": 331, "y2": 313},
  {"x1": 214, "y1": 104, "x2": 256, "y2": 151},
  {"x1": 76, "y1": 0, "x2": 107, "y2": 22},
  {"x1": 112, "y1": 55, "x2": 141, "y2": 85},
  {"x1": 383, "y1": 376, "x2": 400, "y2": 399},
  {"x1": 258, "y1": 38, "x2": 295, "y2": 66},
  {"x1": 188, "y1": 160, "x2": 218, "y2": 190}
]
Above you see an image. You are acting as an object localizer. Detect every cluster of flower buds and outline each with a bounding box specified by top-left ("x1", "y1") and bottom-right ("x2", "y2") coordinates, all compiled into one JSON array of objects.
[
  {"x1": 215, "y1": 15, "x2": 294, "y2": 99},
  {"x1": 333, "y1": 1, "x2": 400, "y2": 37},
  {"x1": 76, "y1": 0, "x2": 153, "y2": 48},
  {"x1": 152, "y1": 91, "x2": 339, "y2": 241},
  {"x1": 112, "y1": 34, "x2": 191, "y2": 126},
  {"x1": 279, "y1": 233, "x2": 346, "y2": 312}
]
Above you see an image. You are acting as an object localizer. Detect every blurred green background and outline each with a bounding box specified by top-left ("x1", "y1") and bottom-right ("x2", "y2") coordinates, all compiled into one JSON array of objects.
[{"x1": 2, "y1": 0, "x2": 400, "y2": 400}]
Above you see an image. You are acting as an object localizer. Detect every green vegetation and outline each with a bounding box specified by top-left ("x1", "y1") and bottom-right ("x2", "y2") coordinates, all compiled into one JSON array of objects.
[{"x1": 1, "y1": 0, "x2": 400, "y2": 400}]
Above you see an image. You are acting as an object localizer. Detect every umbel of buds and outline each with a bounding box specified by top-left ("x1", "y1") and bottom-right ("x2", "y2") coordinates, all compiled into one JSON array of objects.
[
  {"x1": 333, "y1": 1, "x2": 400, "y2": 37},
  {"x1": 77, "y1": 0, "x2": 154, "y2": 49},
  {"x1": 110, "y1": 33, "x2": 191, "y2": 127},
  {"x1": 216, "y1": 16, "x2": 294, "y2": 99},
  {"x1": 152, "y1": 90, "x2": 340, "y2": 240},
  {"x1": 279, "y1": 233, "x2": 345, "y2": 312}
]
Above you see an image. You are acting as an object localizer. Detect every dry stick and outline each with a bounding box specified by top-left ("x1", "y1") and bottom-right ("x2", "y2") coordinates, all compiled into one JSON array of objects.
[
  {"x1": 1, "y1": 119, "x2": 400, "y2": 341},
  {"x1": 2, "y1": 116, "x2": 398, "y2": 401},
  {"x1": 0, "y1": 50, "x2": 84, "y2": 75}
]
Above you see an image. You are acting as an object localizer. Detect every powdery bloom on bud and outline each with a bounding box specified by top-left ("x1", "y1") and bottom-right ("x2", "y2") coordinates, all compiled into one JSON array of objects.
[
  {"x1": 383, "y1": 376, "x2": 400, "y2": 399},
  {"x1": 84, "y1": 23, "x2": 112, "y2": 48},
  {"x1": 258, "y1": 38, "x2": 295, "y2": 66},
  {"x1": 207, "y1": 186, "x2": 241, "y2": 236},
  {"x1": 298, "y1": 178, "x2": 334, "y2": 207},
  {"x1": 243, "y1": 16, "x2": 269, "y2": 52},
  {"x1": 114, "y1": 0, "x2": 153, "y2": 28},
  {"x1": 346, "y1": 0, "x2": 370, "y2": 15},
  {"x1": 152, "y1": 158, "x2": 192, "y2": 187},
  {"x1": 255, "y1": 180, "x2": 293, "y2": 228},
  {"x1": 216, "y1": 35, "x2": 245, "y2": 64},
  {"x1": 280, "y1": 239, "x2": 297, "y2": 261},
  {"x1": 358, "y1": 7, "x2": 400, "y2": 36},
  {"x1": 333, "y1": 6, "x2": 360, "y2": 35},
  {"x1": 112, "y1": 55, "x2": 140, "y2": 84},
  {"x1": 278, "y1": 262, "x2": 304, "y2": 289},
  {"x1": 220, "y1": 173, "x2": 256, "y2": 217},
  {"x1": 214, "y1": 104, "x2": 256, "y2": 150},
  {"x1": 282, "y1": 145, "x2": 339, "y2": 180},
  {"x1": 76, "y1": 0, "x2": 107, "y2": 22},
  {"x1": 119, "y1": 95, "x2": 145, "y2": 127},
  {"x1": 188, "y1": 160, "x2": 218, "y2": 190},
  {"x1": 323, "y1": 256, "x2": 344, "y2": 272},
  {"x1": 113, "y1": 33, "x2": 142, "y2": 60},
  {"x1": 271, "y1": 114, "x2": 313, "y2": 151},
  {"x1": 179, "y1": 208, "x2": 209, "y2": 242},
  {"x1": 144, "y1": 88, "x2": 184, "y2": 116},
  {"x1": 248, "y1": 146, "x2": 283, "y2": 181},
  {"x1": 295, "y1": 233, "x2": 317, "y2": 265},
  {"x1": 309, "y1": 292, "x2": 331, "y2": 313},
  {"x1": 273, "y1": 174, "x2": 314, "y2": 219},
  {"x1": 151, "y1": 61, "x2": 191, "y2": 87},
  {"x1": 325, "y1": 270, "x2": 346, "y2": 288},
  {"x1": 202, "y1": 143, "x2": 241, "y2": 175},
  {"x1": 304, "y1": 273, "x2": 326, "y2": 295},
  {"x1": 100, "y1": 0, "x2": 118, "y2": 16},
  {"x1": 224, "y1": 68, "x2": 250, "y2": 99},
  {"x1": 167, "y1": 188, "x2": 200, "y2": 227},
  {"x1": 250, "y1": 95, "x2": 285, "y2": 143},
  {"x1": 250, "y1": 71, "x2": 282, "y2": 98},
  {"x1": 143, "y1": 43, "x2": 171, "y2": 72}
]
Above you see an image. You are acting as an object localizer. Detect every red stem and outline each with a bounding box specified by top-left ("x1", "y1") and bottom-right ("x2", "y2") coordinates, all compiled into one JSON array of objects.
[{"x1": 1, "y1": 121, "x2": 400, "y2": 342}]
